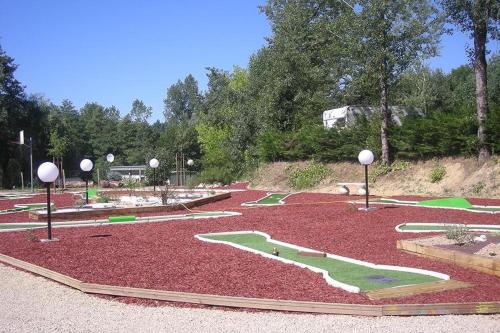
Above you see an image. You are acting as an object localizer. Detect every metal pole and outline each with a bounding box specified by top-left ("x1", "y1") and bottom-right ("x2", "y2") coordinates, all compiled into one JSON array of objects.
[
  {"x1": 85, "y1": 178, "x2": 89, "y2": 204},
  {"x1": 21, "y1": 172, "x2": 24, "y2": 190},
  {"x1": 46, "y1": 183, "x2": 52, "y2": 240},
  {"x1": 364, "y1": 164, "x2": 369, "y2": 209},
  {"x1": 30, "y1": 137, "x2": 33, "y2": 193},
  {"x1": 153, "y1": 168, "x2": 156, "y2": 192}
]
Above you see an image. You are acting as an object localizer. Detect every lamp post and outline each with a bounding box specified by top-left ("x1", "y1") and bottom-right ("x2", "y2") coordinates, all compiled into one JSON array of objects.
[
  {"x1": 80, "y1": 159, "x2": 93, "y2": 204},
  {"x1": 106, "y1": 153, "x2": 114, "y2": 163},
  {"x1": 37, "y1": 162, "x2": 59, "y2": 241},
  {"x1": 358, "y1": 150, "x2": 374, "y2": 211},
  {"x1": 149, "y1": 158, "x2": 159, "y2": 192}
]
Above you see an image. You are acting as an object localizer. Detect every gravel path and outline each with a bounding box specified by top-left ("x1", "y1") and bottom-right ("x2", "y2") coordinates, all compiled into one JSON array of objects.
[{"x1": 0, "y1": 264, "x2": 498, "y2": 333}]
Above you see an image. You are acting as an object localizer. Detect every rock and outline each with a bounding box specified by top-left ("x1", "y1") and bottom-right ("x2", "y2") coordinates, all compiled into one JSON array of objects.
[{"x1": 473, "y1": 235, "x2": 487, "y2": 242}]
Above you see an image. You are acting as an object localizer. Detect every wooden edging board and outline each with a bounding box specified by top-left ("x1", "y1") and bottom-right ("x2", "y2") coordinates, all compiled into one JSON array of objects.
[
  {"x1": 30, "y1": 192, "x2": 231, "y2": 221},
  {"x1": 0, "y1": 253, "x2": 498, "y2": 316},
  {"x1": 397, "y1": 239, "x2": 500, "y2": 277}
]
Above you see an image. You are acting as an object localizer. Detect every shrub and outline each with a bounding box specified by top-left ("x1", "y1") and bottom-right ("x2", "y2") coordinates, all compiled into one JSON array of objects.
[
  {"x1": 446, "y1": 224, "x2": 473, "y2": 245},
  {"x1": 96, "y1": 195, "x2": 109, "y2": 203},
  {"x1": 107, "y1": 172, "x2": 122, "y2": 181},
  {"x1": 429, "y1": 165, "x2": 446, "y2": 183},
  {"x1": 287, "y1": 162, "x2": 330, "y2": 190},
  {"x1": 471, "y1": 181, "x2": 485, "y2": 195}
]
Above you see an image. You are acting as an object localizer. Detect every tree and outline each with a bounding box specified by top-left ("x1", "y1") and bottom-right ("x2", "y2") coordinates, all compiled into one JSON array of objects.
[
  {"x1": 129, "y1": 99, "x2": 152, "y2": 123},
  {"x1": 354, "y1": 0, "x2": 444, "y2": 164},
  {"x1": 440, "y1": 0, "x2": 500, "y2": 162},
  {"x1": 0, "y1": 44, "x2": 26, "y2": 187},
  {"x1": 163, "y1": 74, "x2": 202, "y2": 122}
]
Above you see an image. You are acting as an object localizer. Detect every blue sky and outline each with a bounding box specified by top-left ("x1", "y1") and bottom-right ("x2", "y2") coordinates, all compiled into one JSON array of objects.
[{"x1": 0, "y1": 1, "x2": 497, "y2": 122}]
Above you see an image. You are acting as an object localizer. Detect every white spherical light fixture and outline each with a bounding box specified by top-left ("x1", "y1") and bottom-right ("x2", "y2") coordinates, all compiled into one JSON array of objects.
[
  {"x1": 80, "y1": 159, "x2": 93, "y2": 172},
  {"x1": 106, "y1": 153, "x2": 114, "y2": 163},
  {"x1": 187, "y1": 159, "x2": 194, "y2": 166},
  {"x1": 37, "y1": 162, "x2": 59, "y2": 183},
  {"x1": 358, "y1": 150, "x2": 374, "y2": 165},
  {"x1": 149, "y1": 158, "x2": 159, "y2": 168}
]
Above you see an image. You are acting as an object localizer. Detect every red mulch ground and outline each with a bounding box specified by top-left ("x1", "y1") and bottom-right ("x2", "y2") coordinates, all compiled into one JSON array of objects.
[{"x1": 0, "y1": 190, "x2": 498, "y2": 306}]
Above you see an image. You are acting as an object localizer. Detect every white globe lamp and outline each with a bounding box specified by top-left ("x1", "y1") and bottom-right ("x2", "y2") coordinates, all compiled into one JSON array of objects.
[
  {"x1": 37, "y1": 162, "x2": 59, "y2": 241},
  {"x1": 358, "y1": 150, "x2": 374, "y2": 165},
  {"x1": 37, "y1": 162, "x2": 59, "y2": 183},
  {"x1": 106, "y1": 153, "x2": 114, "y2": 163},
  {"x1": 187, "y1": 159, "x2": 194, "y2": 166}
]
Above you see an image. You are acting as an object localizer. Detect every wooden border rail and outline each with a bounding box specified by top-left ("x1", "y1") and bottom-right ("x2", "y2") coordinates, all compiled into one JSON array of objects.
[
  {"x1": 0, "y1": 253, "x2": 498, "y2": 316},
  {"x1": 397, "y1": 238, "x2": 500, "y2": 277},
  {"x1": 30, "y1": 192, "x2": 231, "y2": 221}
]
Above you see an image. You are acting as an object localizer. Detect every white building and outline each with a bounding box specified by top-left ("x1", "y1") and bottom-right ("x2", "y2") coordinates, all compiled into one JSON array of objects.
[{"x1": 322, "y1": 106, "x2": 422, "y2": 128}]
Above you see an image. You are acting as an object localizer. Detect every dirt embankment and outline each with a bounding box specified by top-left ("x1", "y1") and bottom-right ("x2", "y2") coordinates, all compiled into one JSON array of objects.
[{"x1": 248, "y1": 157, "x2": 500, "y2": 198}]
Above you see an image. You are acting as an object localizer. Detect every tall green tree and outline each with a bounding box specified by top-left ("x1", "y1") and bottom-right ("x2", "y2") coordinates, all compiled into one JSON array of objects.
[
  {"x1": 0, "y1": 45, "x2": 27, "y2": 187},
  {"x1": 440, "y1": 0, "x2": 500, "y2": 161},
  {"x1": 354, "y1": 0, "x2": 444, "y2": 164},
  {"x1": 163, "y1": 74, "x2": 202, "y2": 122}
]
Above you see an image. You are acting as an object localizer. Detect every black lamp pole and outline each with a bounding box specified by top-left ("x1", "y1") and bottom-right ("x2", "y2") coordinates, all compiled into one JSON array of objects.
[
  {"x1": 46, "y1": 183, "x2": 52, "y2": 240},
  {"x1": 364, "y1": 164, "x2": 369, "y2": 210},
  {"x1": 85, "y1": 175, "x2": 89, "y2": 204}
]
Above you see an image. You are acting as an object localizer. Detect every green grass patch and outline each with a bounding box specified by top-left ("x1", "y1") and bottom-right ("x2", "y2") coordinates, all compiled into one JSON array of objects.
[
  {"x1": 108, "y1": 215, "x2": 136, "y2": 223},
  {"x1": 200, "y1": 233, "x2": 442, "y2": 291},
  {"x1": 256, "y1": 194, "x2": 288, "y2": 205},
  {"x1": 417, "y1": 197, "x2": 473, "y2": 209}
]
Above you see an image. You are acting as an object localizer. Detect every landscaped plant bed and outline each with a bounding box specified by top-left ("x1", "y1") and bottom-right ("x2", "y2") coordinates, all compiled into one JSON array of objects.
[
  {"x1": 397, "y1": 235, "x2": 500, "y2": 277},
  {"x1": 29, "y1": 192, "x2": 231, "y2": 221},
  {"x1": 0, "y1": 191, "x2": 498, "y2": 309}
]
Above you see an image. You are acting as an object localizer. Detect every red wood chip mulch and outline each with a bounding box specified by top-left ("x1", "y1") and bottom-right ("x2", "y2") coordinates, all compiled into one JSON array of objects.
[{"x1": 0, "y1": 190, "x2": 498, "y2": 306}]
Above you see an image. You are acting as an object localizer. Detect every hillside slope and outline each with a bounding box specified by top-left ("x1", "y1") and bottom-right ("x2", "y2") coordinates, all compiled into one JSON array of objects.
[{"x1": 248, "y1": 157, "x2": 499, "y2": 198}]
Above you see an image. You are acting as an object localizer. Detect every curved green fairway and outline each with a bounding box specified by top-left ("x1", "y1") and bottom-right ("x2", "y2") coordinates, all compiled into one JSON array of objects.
[
  {"x1": 198, "y1": 232, "x2": 444, "y2": 292},
  {"x1": 369, "y1": 198, "x2": 500, "y2": 213},
  {"x1": 396, "y1": 223, "x2": 500, "y2": 233}
]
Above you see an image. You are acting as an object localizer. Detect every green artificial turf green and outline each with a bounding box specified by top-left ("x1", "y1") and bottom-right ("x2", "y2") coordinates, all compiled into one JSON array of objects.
[
  {"x1": 200, "y1": 233, "x2": 442, "y2": 291},
  {"x1": 87, "y1": 188, "x2": 98, "y2": 198},
  {"x1": 417, "y1": 197, "x2": 473, "y2": 209},
  {"x1": 108, "y1": 215, "x2": 136, "y2": 222},
  {"x1": 255, "y1": 193, "x2": 288, "y2": 205}
]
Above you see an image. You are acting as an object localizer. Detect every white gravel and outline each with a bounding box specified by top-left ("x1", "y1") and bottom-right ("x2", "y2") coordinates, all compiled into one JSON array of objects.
[{"x1": 0, "y1": 263, "x2": 498, "y2": 333}]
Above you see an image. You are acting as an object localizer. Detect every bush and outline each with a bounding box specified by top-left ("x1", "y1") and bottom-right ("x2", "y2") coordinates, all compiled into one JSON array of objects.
[
  {"x1": 287, "y1": 162, "x2": 330, "y2": 190},
  {"x1": 107, "y1": 172, "x2": 122, "y2": 181},
  {"x1": 96, "y1": 195, "x2": 109, "y2": 203},
  {"x1": 429, "y1": 165, "x2": 446, "y2": 183},
  {"x1": 446, "y1": 224, "x2": 473, "y2": 245}
]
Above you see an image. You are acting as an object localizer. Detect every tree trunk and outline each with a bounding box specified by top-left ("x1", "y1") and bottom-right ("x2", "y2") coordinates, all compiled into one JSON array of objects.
[
  {"x1": 473, "y1": 3, "x2": 490, "y2": 162},
  {"x1": 380, "y1": 58, "x2": 390, "y2": 165}
]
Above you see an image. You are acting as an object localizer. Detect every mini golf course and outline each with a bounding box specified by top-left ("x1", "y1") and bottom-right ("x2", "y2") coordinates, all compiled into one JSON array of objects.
[
  {"x1": 369, "y1": 197, "x2": 500, "y2": 213},
  {"x1": 242, "y1": 193, "x2": 291, "y2": 206},
  {"x1": 196, "y1": 231, "x2": 448, "y2": 294},
  {"x1": 0, "y1": 190, "x2": 498, "y2": 315}
]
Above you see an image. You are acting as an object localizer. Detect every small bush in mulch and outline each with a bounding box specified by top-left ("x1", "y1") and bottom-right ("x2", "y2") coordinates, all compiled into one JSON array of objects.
[{"x1": 446, "y1": 224, "x2": 474, "y2": 245}]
